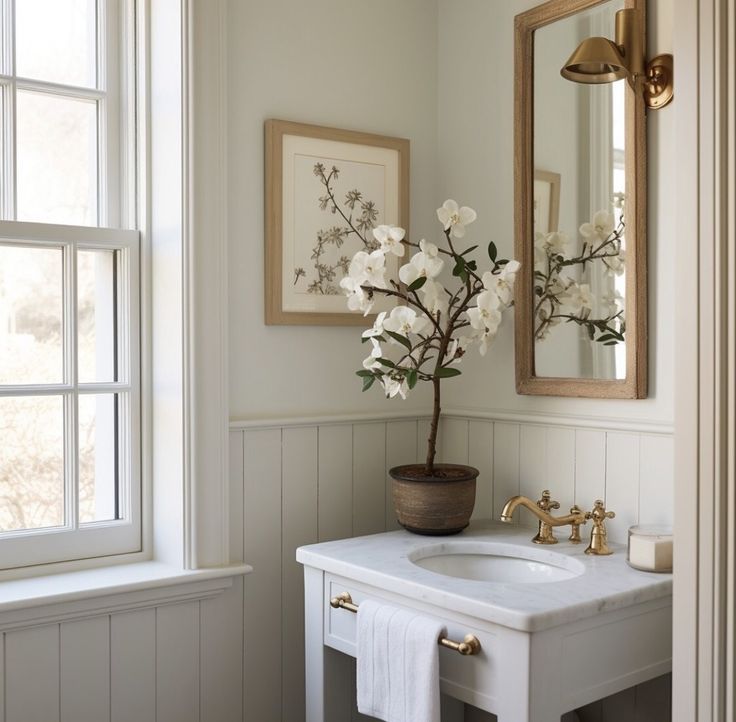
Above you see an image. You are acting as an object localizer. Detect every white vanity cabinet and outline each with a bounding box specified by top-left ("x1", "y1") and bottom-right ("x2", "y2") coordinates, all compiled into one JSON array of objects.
[{"x1": 297, "y1": 524, "x2": 672, "y2": 722}]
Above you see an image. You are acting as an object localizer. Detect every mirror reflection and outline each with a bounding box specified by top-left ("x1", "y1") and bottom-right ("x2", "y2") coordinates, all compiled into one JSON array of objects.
[{"x1": 533, "y1": 0, "x2": 627, "y2": 380}]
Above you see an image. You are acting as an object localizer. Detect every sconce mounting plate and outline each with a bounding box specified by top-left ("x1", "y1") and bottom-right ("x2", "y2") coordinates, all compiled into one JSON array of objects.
[{"x1": 644, "y1": 54, "x2": 674, "y2": 109}]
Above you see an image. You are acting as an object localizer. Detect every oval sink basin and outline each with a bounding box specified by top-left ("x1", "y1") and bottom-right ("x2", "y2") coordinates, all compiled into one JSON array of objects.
[{"x1": 408, "y1": 541, "x2": 586, "y2": 583}]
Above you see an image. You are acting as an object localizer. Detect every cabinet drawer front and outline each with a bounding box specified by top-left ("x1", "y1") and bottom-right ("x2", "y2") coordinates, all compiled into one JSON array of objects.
[{"x1": 323, "y1": 574, "x2": 503, "y2": 711}]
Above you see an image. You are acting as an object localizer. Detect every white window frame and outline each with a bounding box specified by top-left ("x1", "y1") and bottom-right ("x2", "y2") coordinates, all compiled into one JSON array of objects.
[
  {"x1": 0, "y1": 222, "x2": 140, "y2": 568},
  {"x1": 0, "y1": 0, "x2": 124, "y2": 228},
  {"x1": 0, "y1": 0, "x2": 141, "y2": 570}
]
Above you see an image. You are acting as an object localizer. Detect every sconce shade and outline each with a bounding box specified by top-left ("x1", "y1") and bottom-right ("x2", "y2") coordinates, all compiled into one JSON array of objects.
[{"x1": 560, "y1": 37, "x2": 628, "y2": 83}]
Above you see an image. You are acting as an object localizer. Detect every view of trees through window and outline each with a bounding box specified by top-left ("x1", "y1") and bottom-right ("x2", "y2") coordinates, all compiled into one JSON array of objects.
[{"x1": 0, "y1": 246, "x2": 118, "y2": 532}]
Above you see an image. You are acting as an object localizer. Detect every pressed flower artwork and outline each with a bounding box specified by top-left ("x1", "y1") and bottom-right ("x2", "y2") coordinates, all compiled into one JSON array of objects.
[{"x1": 265, "y1": 120, "x2": 408, "y2": 325}]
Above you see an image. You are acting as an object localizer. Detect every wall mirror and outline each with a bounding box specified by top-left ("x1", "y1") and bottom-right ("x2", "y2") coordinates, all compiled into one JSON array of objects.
[{"x1": 514, "y1": 0, "x2": 647, "y2": 398}]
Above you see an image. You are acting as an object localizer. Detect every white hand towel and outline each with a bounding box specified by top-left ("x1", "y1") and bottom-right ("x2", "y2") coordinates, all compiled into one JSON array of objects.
[{"x1": 357, "y1": 600, "x2": 446, "y2": 722}]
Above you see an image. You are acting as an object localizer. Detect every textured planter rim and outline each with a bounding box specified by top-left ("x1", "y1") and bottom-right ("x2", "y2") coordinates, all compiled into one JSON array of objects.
[
  {"x1": 389, "y1": 463, "x2": 480, "y2": 483},
  {"x1": 390, "y1": 463, "x2": 479, "y2": 536}
]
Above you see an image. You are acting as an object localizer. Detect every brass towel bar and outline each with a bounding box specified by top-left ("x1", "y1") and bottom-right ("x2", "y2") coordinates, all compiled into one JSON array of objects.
[{"x1": 329, "y1": 592, "x2": 482, "y2": 656}]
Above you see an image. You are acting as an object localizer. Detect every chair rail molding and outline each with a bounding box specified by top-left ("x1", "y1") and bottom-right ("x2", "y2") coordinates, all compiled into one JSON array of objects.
[{"x1": 673, "y1": 0, "x2": 736, "y2": 719}]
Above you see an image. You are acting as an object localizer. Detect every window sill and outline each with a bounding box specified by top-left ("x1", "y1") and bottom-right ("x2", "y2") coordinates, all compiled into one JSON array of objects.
[{"x1": 0, "y1": 561, "x2": 251, "y2": 629}]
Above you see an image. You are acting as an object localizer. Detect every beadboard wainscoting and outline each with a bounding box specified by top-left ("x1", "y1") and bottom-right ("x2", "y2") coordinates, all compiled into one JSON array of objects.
[
  {"x1": 0, "y1": 574, "x2": 244, "y2": 722},
  {"x1": 231, "y1": 411, "x2": 674, "y2": 722}
]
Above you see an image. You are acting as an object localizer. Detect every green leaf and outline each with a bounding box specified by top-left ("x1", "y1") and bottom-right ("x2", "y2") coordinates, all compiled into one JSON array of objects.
[
  {"x1": 385, "y1": 330, "x2": 412, "y2": 351},
  {"x1": 407, "y1": 369, "x2": 418, "y2": 389},
  {"x1": 356, "y1": 369, "x2": 374, "y2": 378},
  {"x1": 587, "y1": 325, "x2": 595, "y2": 340},
  {"x1": 362, "y1": 375, "x2": 376, "y2": 392},
  {"x1": 603, "y1": 341, "x2": 619, "y2": 346},
  {"x1": 377, "y1": 358, "x2": 396, "y2": 368},
  {"x1": 436, "y1": 367, "x2": 462, "y2": 378},
  {"x1": 596, "y1": 334, "x2": 618, "y2": 343},
  {"x1": 461, "y1": 245, "x2": 479, "y2": 256},
  {"x1": 452, "y1": 260, "x2": 465, "y2": 277},
  {"x1": 467, "y1": 260, "x2": 477, "y2": 271},
  {"x1": 488, "y1": 242, "x2": 498, "y2": 262},
  {"x1": 407, "y1": 276, "x2": 427, "y2": 292}
]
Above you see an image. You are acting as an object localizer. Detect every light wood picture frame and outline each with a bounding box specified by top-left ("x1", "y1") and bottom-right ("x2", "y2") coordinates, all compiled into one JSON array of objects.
[
  {"x1": 265, "y1": 119, "x2": 410, "y2": 325},
  {"x1": 514, "y1": 0, "x2": 647, "y2": 399},
  {"x1": 533, "y1": 169, "x2": 562, "y2": 234}
]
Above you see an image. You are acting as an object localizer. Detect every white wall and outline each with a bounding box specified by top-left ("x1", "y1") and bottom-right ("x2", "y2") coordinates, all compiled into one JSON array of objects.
[{"x1": 227, "y1": 0, "x2": 438, "y2": 420}]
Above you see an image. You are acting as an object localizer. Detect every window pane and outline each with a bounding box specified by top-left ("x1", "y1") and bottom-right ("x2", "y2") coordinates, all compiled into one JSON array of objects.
[
  {"x1": 79, "y1": 393, "x2": 118, "y2": 523},
  {"x1": 16, "y1": 0, "x2": 97, "y2": 88},
  {"x1": 0, "y1": 395, "x2": 65, "y2": 532},
  {"x1": 78, "y1": 249, "x2": 116, "y2": 383},
  {"x1": 0, "y1": 244, "x2": 63, "y2": 384},
  {"x1": 16, "y1": 90, "x2": 98, "y2": 226}
]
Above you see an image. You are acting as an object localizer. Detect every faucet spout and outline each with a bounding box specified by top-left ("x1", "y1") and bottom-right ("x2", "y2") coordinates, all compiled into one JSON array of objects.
[{"x1": 501, "y1": 494, "x2": 587, "y2": 545}]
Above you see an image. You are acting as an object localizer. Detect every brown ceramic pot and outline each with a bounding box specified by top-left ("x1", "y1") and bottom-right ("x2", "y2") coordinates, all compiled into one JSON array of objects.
[{"x1": 389, "y1": 463, "x2": 479, "y2": 536}]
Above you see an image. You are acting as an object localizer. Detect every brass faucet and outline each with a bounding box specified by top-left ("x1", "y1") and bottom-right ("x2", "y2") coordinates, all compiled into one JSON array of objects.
[{"x1": 501, "y1": 490, "x2": 587, "y2": 545}]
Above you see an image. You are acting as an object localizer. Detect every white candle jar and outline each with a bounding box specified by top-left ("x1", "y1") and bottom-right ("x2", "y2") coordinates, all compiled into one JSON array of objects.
[{"x1": 627, "y1": 525, "x2": 673, "y2": 573}]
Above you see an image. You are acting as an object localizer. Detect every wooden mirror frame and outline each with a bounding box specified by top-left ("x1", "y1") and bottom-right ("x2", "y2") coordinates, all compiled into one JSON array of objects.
[{"x1": 514, "y1": 0, "x2": 647, "y2": 398}]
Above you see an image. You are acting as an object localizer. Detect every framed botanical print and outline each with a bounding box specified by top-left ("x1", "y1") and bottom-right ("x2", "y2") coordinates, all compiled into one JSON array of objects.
[{"x1": 265, "y1": 119, "x2": 410, "y2": 325}]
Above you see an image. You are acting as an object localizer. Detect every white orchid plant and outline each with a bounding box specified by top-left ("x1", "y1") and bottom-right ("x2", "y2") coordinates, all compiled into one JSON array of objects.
[
  {"x1": 534, "y1": 209, "x2": 625, "y2": 344},
  {"x1": 339, "y1": 194, "x2": 518, "y2": 475}
]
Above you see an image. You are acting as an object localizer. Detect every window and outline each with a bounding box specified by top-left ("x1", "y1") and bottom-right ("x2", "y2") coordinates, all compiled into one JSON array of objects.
[{"x1": 0, "y1": 0, "x2": 140, "y2": 569}]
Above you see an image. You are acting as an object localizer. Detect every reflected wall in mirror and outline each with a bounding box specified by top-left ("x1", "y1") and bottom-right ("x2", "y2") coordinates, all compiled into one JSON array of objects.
[{"x1": 515, "y1": 0, "x2": 647, "y2": 398}]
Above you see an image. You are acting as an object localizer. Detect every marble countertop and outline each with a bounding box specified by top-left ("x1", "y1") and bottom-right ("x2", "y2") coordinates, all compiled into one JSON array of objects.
[{"x1": 296, "y1": 521, "x2": 673, "y2": 632}]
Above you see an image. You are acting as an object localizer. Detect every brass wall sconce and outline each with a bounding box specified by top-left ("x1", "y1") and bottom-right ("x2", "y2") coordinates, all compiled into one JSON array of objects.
[{"x1": 560, "y1": 8, "x2": 673, "y2": 109}]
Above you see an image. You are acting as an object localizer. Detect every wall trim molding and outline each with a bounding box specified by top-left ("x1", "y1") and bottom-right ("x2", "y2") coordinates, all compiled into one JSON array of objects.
[
  {"x1": 229, "y1": 408, "x2": 673, "y2": 435},
  {"x1": 673, "y1": 0, "x2": 736, "y2": 719}
]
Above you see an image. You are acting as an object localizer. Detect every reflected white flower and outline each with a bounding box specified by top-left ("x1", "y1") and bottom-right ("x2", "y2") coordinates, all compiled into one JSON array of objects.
[
  {"x1": 601, "y1": 290, "x2": 624, "y2": 317},
  {"x1": 580, "y1": 210, "x2": 615, "y2": 242},
  {"x1": 436, "y1": 199, "x2": 477, "y2": 238},
  {"x1": 603, "y1": 248, "x2": 625, "y2": 276},
  {"x1": 372, "y1": 225, "x2": 406, "y2": 257},
  {"x1": 559, "y1": 282, "x2": 593, "y2": 314}
]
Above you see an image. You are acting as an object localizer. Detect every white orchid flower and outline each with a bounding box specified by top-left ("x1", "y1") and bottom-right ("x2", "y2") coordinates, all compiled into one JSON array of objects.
[
  {"x1": 382, "y1": 376, "x2": 408, "y2": 400},
  {"x1": 372, "y1": 225, "x2": 406, "y2": 257},
  {"x1": 467, "y1": 290, "x2": 502, "y2": 333},
  {"x1": 383, "y1": 306, "x2": 429, "y2": 337},
  {"x1": 478, "y1": 328, "x2": 497, "y2": 356},
  {"x1": 482, "y1": 260, "x2": 520, "y2": 307},
  {"x1": 580, "y1": 210, "x2": 615, "y2": 242},
  {"x1": 362, "y1": 338, "x2": 383, "y2": 371},
  {"x1": 398, "y1": 241, "x2": 444, "y2": 286},
  {"x1": 348, "y1": 250, "x2": 387, "y2": 288},
  {"x1": 362, "y1": 311, "x2": 387, "y2": 339},
  {"x1": 340, "y1": 276, "x2": 374, "y2": 315},
  {"x1": 436, "y1": 199, "x2": 477, "y2": 238},
  {"x1": 421, "y1": 278, "x2": 448, "y2": 318}
]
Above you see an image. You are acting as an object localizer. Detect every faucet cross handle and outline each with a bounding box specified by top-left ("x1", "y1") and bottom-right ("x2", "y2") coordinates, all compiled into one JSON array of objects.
[
  {"x1": 536, "y1": 490, "x2": 560, "y2": 513},
  {"x1": 584, "y1": 500, "x2": 616, "y2": 555},
  {"x1": 532, "y1": 490, "x2": 561, "y2": 545}
]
